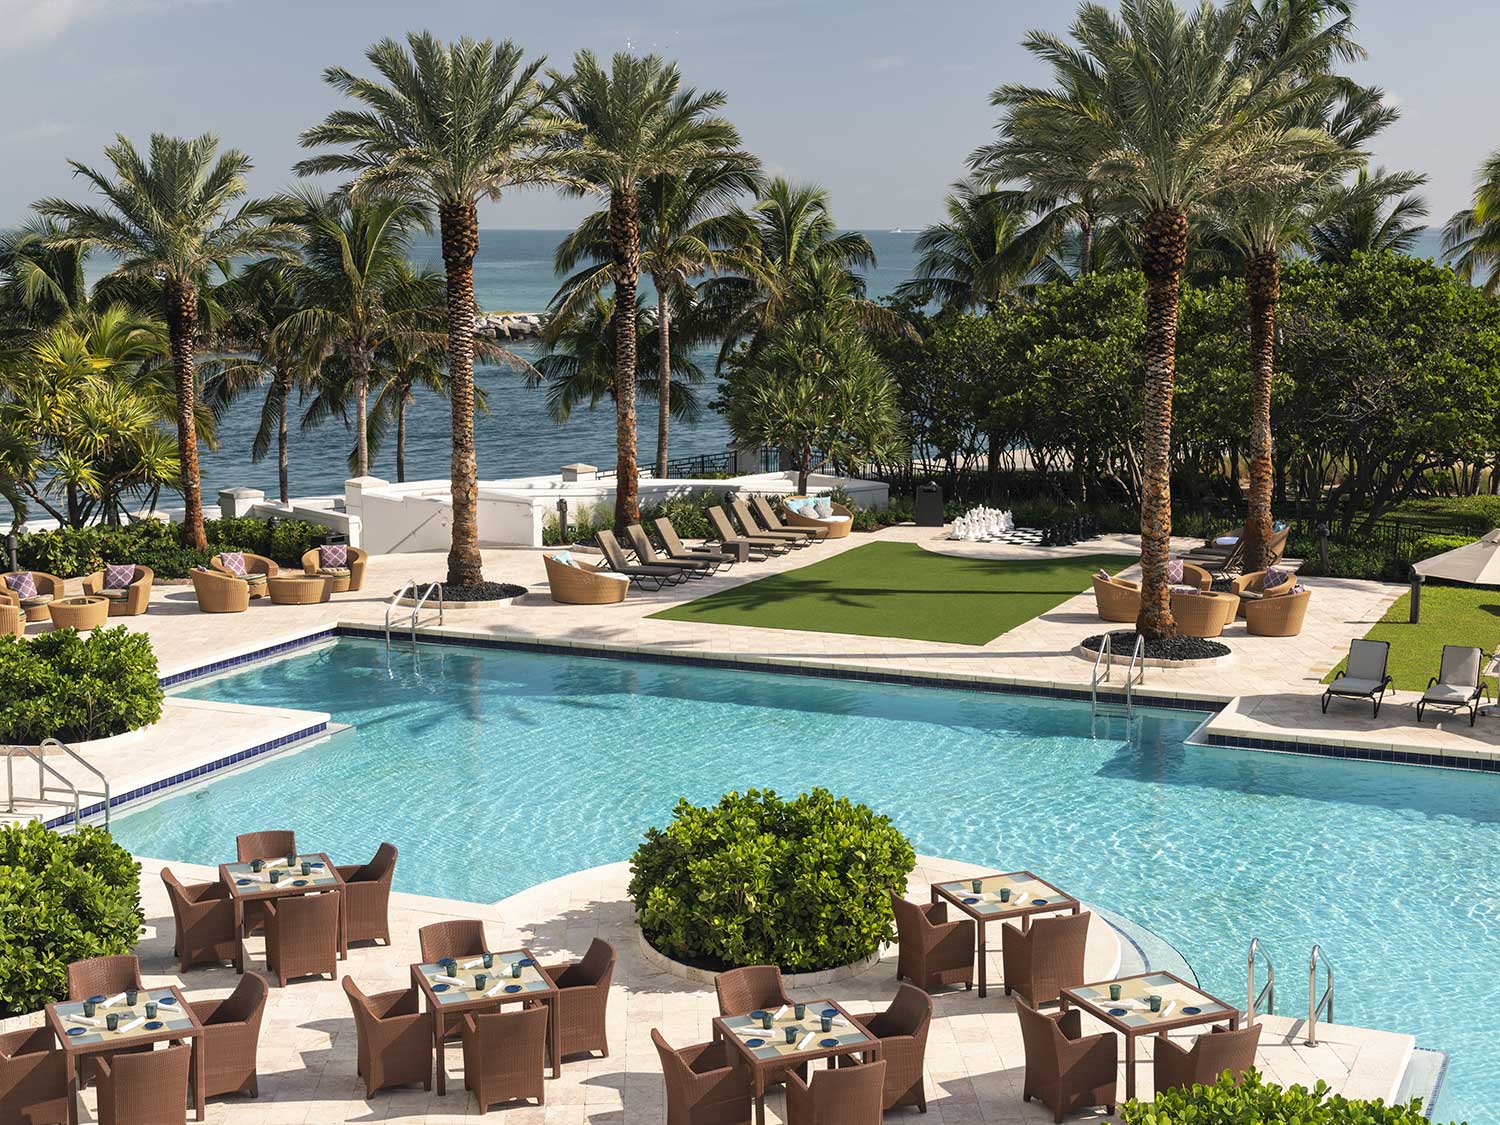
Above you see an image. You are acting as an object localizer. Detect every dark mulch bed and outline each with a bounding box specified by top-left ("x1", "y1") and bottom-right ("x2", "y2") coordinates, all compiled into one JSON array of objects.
[
  {"x1": 1081, "y1": 630, "x2": 1231, "y2": 662},
  {"x1": 420, "y1": 581, "x2": 528, "y2": 602}
]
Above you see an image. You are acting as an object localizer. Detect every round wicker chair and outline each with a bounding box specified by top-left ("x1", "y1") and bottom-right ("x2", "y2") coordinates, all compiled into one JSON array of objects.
[
  {"x1": 544, "y1": 554, "x2": 628, "y2": 605},
  {"x1": 783, "y1": 496, "x2": 854, "y2": 539},
  {"x1": 1176, "y1": 562, "x2": 1212, "y2": 592},
  {"x1": 1230, "y1": 568, "x2": 1296, "y2": 616},
  {"x1": 300, "y1": 546, "x2": 368, "y2": 593},
  {"x1": 1244, "y1": 586, "x2": 1310, "y2": 636},
  {"x1": 82, "y1": 566, "x2": 154, "y2": 616},
  {"x1": 210, "y1": 552, "x2": 277, "y2": 598},
  {"x1": 1170, "y1": 590, "x2": 1237, "y2": 638},
  {"x1": 1, "y1": 571, "x2": 66, "y2": 622},
  {"x1": 191, "y1": 568, "x2": 251, "y2": 613},
  {"x1": 1091, "y1": 575, "x2": 1140, "y2": 623}
]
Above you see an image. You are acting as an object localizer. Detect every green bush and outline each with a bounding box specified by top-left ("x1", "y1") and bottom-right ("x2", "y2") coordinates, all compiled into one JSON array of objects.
[
  {"x1": 0, "y1": 822, "x2": 144, "y2": 1017},
  {"x1": 1118, "y1": 1070, "x2": 1454, "y2": 1125},
  {"x1": 0, "y1": 627, "x2": 163, "y2": 743},
  {"x1": 628, "y1": 788, "x2": 915, "y2": 973},
  {"x1": 15, "y1": 517, "x2": 329, "y2": 577},
  {"x1": 1393, "y1": 494, "x2": 1500, "y2": 536},
  {"x1": 128, "y1": 543, "x2": 214, "y2": 576}
]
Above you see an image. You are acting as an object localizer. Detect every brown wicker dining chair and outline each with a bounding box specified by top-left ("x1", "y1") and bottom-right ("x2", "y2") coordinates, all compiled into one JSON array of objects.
[
  {"x1": 188, "y1": 971, "x2": 268, "y2": 1101},
  {"x1": 714, "y1": 965, "x2": 793, "y2": 1017},
  {"x1": 342, "y1": 978, "x2": 433, "y2": 1098},
  {"x1": 336, "y1": 842, "x2": 397, "y2": 946},
  {"x1": 652, "y1": 1029, "x2": 753, "y2": 1125},
  {"x1": 460, "y1": 1005, "x2": 549, "y2": 1113},
  {"x1": 540, "y1": 938, "x2": 615, "y2": 1059},
  {"x1": 161, "y1": 868, "x2": 237, "y2": 972},
  {"x1": 839, "y1": 983, "x2": 932, "y2": 1113},
  {"x1": 1154, "y1": 1022, "x2": 1262, "y2": 1095},
  {"x1": 417, "y1": 919, "x2": 488, "y2": 965},
  {"x1": 236, "y1": 831, "x2": 296, "y2": 863},
  {"x1": 891, "y1": 893, "x2": 975, "y2": 992},
  {"x1": 67, "y1": 954, "x2": 142, "y2": 1001},
  {"x1": 0, "y1": 1026, "x2": 68, "y2": 1125},
  {"x1": 263, "y1": 892, "x2": 340, "y2": 987},
  {"x1": 1001, "y1": 912, "x2": 1091, "y2": 1008},
  {"x1": 1016, "y1": 999, "x2": 1117, "y2": 1123},
  {"x1": 95, "y1": 1041, "x2": 192, "y2": 1125},
  {"x1": 785, "y1": 1058, "x2": 886, "y2": 1125}
]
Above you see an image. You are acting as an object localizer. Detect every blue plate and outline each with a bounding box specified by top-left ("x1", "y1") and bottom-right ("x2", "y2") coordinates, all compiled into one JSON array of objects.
[
  {"x1": 963, "y1": 896, "x2": 980, "y2": 904},
  {"x1": 503, "y1": 984, "x2": 522, "y2": 994},
  {"x1": 89, "y1": 995, "x2": 106, "y2": 1004},
  {"x1": 433, "y1": 983, "x2": 450, "y2": 993},
  {"x1": 236, "y1": 879, "x2": 252, "y2": 886},
  {"x1": 67, "y1": 1027, "x2": 86, "y2": 1037},
  {"x1": 518, "y1": 957, "x2": 536, "y2": 966},
  {"x1": 310, "y1": 861, "x2": 325, "y2": 868},
  {"x1": 746, "y1": 1038, "x2": 765, "y2": 1047},
  {"x1": 292, "y1": 879, "x2": 309, "y2": 887},
  {"x1": 1183, "y1": 1006, "x2": 1201, "y2": 1015},
  {"x1": 822, "y1": 1008, "x2": 837, "y2": 1018},
  {"x1": 158, "y1": 997, "x2": 176, "y2": 1006},
  {"x1": 750, "y1": 1010, "x2": 769, "y2": 1021},
  {"x1": 820, "y1": 1038, "x2": 840, "y2": 1048},
  {"x1": 1033, "y1": 898, "x2": 1049, "y2": 905},
  {"x1": 144, "y1": 1021, "x2": 164, "y2": 1031},
  {"x1": 1108, "y1": 1007, "x2": 1128, "y2": 1017}
]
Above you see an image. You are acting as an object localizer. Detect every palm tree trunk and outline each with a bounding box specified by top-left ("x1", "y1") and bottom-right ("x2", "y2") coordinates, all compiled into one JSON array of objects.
[
  {"x1": 1078, "y1": 214, "x2": 1096, "y2": 276},
  {"x1": 609, "y1": 189, "x2": 642, "y2": 528},
  {"x1": 439, "y1": 200, "x2": 484, "y2": 586},
  {"x1": 165, "y1": 276, "x2": 207, "y2": 551},
  {"x1": 1135, "y1": 208, "x2": 1189, "y2": 641},
  {"x1": 396, "y1": 396, "x2": 408, "y2": 484},
  {"x1": 1243, "y1": 250, "x2": 1279, "y2": 571},
  {"x1": 352, "y1": 348, "x2": 371, "y2": 478},
  {"x1": 655, "y1": 282, "x2": 671, "y2": 479},
  {"x1": 276, "y1": 369, "x2": 290, "y2": 505}
]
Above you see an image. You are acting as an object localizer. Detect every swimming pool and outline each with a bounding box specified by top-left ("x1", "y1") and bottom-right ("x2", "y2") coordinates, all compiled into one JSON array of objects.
[{"x1": 114, "y1": 638, "x2": 1499, "y2": 1120}]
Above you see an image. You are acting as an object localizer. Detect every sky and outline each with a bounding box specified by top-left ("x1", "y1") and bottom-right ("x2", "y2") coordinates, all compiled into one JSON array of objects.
[{"x1": 1, "y1": 0, "x2": 1496, "y2": 230}]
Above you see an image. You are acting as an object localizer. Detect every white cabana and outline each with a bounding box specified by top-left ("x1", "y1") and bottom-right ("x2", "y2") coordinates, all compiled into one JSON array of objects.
[{"x1": 1409, "y1": 528, "x2": 1500, "y2": 623}]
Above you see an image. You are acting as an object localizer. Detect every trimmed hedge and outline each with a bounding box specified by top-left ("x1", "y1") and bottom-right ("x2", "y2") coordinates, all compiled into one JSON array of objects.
[
  {"x1": 628, "y1": 788, "x2": 915, "y2": 973},
  {"x1": 0, "y1": 627, "x2": 163, "y2": 743},
  {"x1": 15, "y1": 516, "x2": 331, "y2": 579},
  {"x1": 1119, "y1": 1070, "x2": 1454, "y2": 1125},
  {"x1": 0, "y1": 822, "x2": 144, "y2": 1017}
]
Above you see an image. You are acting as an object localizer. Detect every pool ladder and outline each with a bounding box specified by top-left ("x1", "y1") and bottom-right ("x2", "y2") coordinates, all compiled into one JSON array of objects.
[
  {"x1": 1091, "y1": 633, "x2": 1145, "y2": 726},
  {"x1": 1246, "y1": 937, "x2": 1275, "y2": 1025},
  {"x1": 385, "y1": 580, "x2": 444, "y2": 646},
  {"x1": 1244, "y1": 938, "x2": 1335, "y2": 1047},
  {"x1": 3, "y1": 738, "x2": 111, "y2": 830}
]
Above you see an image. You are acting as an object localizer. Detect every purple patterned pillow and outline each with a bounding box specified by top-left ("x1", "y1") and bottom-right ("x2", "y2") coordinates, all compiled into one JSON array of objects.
[
  {"x1": 218, "y1": 551, "x2": 247, "y2": 577},
  {"x1": 1095, "y1": 568, "x2": 1112, "y2": 581},
  {"x1": 104, "y1": 563, "x2": 136, "y2": 590},
  {"x1": 319, "y1": 544, "x2": 348, "y2": 568},
  {"x1": 1264, "y1": 566, "x2": 1291, "y2": 591},
  {"x1": 5, "y1": 572, "x2": 37, "y2": 599},
  {"x1": 1166, "y1": 559, "x2": 1184, "y2": 584}
]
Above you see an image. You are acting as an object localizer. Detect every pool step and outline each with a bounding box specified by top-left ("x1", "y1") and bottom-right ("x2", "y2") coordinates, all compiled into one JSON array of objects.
[{"x1": 1394, "y1": 1047, "x2": 1449, "y2": 1119}]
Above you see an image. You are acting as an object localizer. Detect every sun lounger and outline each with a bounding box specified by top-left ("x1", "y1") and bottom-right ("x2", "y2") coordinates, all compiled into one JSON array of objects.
[
  {"x1": 709, "y1": 506, "x2": 787, "y2": 555},
  {"x1": 624, "y1": 524, "x2": 715, "y2": 578},
  {"x1": 1416, "y1": 644, "x2": 1491, "y2": 726},
  {"x1": 654, "y1": 518, "x2": 739, "y2": 568},
  {"x1": 750, "y1": 494, "x2": 819, "y2": 541},
  {"x1": 1321, "y1": 639, "x2": 1395, "y2": 717},
  {"x1": 594, "y1": 530, "x2": 687, "y2": 591},
  {"x1": 731, "y1": 499, "x2": 809, "y2": 547}
]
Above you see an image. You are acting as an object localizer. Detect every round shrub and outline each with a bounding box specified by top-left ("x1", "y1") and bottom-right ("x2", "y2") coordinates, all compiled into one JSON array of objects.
[
  {"x1": 0, "y1": 822, "x2": 144, "y2": 1017},
  {"x1": 1119, "y1": 1070, "x2": 1445, "y2": 1125},
  {"x1": 0, "y1": 626, "x2": 163, "y2": 743},
  {"x1": 628, "y1": 788, "x2": 916, "y2": 973}
]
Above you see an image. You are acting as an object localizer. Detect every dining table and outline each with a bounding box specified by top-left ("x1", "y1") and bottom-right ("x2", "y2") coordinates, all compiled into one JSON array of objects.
[
  {"x1": 218, "y1": 852, "x2": 347, "y2": 972},
  {"x1": 931, "y1": 870, "x2": 1081, "y2": 997}
]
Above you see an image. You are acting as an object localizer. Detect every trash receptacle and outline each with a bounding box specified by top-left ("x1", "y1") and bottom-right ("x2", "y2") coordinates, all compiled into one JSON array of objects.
[{"x1": 915, "y1": 481, "x2": 945, "y2": 527}]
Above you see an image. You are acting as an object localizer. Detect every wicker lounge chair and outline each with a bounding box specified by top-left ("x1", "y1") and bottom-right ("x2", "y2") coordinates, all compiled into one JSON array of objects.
[
  {"x1": 460, "y1": 1006, "x2": 549, "y2": 1112},
  {"x1": 1, "y1": 570, "x2": 65, "y2": 622},
  {"x1": 336, "y1": 842, "x2": 397, "y2": 946},
  {"x1": 891, "y1": 893, "x2": 975, "y2": 992},
  {"x1": 300, "y1": 545, "x2": 367, "y2": 593},
  {"x1": 82, "y1": 565, "x2": 153, "y2": 616},
  {"x1": 708, "y1": 506, "x2": 784, "y2": 556},
  {"x1": 595, "y1": 530, "x2": 687, "y2": 590},
  {"x1": 731, "y1": 499, "x2": 810, "y2": 548},
  {"x1": 1001, "y1": 912, "x2": 1090, "y2": 1008},
  {"x1": 543, "y1": 553, "x2": 629, "y2": 605},
  {"x1": 1017, "y1": 999, "x2": 1117, "y2": 1123},
  {"x1": 750, "y1": 494, "x2": 819, "y2": 541},
  {"x1": 655, "y1": 518, "x2": 739, "y2": 569},
  {"x1": 1322, "y1": 639, "x2": 1395, "y2": 716},
  {"x1": 714, "y1": 966, "x2": 793, "y2": 1017},
  {"x1": 625, "y1": 524, "x2": 714, "y2": 577},
  {"x1": 161, "y1": 868, "x2": 237, "y2": 972},
  {"x1": 95, "y1": 1041, "x2": 191, "y2": 1125},
  {"x1": 343, "y1": 978, "x2": 433, "y2": 1097},
  {"x1": 190, "y1": 568, "x2": 250, "y2": 613},
  {"x1": 1154, "y1": 1022, "x2": 1261, "y2": 1095},
  {"x1": 1181, "y1": 524, "x2": 1247, "y2": 569},
  {"x1": 418, "y1": 919, "x2": 488, "y2": 965},
  {"x1": 541, "y1": 938, "x2": 615, "y2": 1060},
  {"x1": 0, "y1": 1026, "x2": 68, "y2": 1125},
  {"x1": 189, "y1": 971, "x2": 268, "y2": 1100},
  {"x1": 838, "y1": 983, "x2": 932, "y2": 1113},
  {"x1": 785, "y1": 1059, "x2": 886, "y2": 1124},
  {"x1": 264, "y1": 892, "x2": 340, "y2": 986},
  {"x1": 67, "y1": 954, "x2": 142, "y2": 1000},
  {"x1": 1092, "y1": 574, "x2": 1140, "y2": 622},
  {"x1": 652, "y1": 1029, "x2": 753, "y2": 1125},
  {"x1": 1417, "y1": 645, "x2": 1491, "y2": 726},
  {"x1": 782, "y1": 495, "x2": 854, "y2": 540},
  {"x1": 1243, "y1": 585, "x2": 1310, "y2": 636}
]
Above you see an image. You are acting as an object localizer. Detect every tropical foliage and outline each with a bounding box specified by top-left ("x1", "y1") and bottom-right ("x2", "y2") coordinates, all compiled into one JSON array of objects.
[{"x1": 0, "y1": 626, "x2": 163, "y2": 744}]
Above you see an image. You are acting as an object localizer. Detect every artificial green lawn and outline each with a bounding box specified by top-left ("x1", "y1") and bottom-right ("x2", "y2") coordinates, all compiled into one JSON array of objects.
[
  {"x1": 650, "y1": 541, "x2": 1135, "y2": 646},
  {"x1": 1323, "y1": 582, "x2": 1500, "y2": 691}
]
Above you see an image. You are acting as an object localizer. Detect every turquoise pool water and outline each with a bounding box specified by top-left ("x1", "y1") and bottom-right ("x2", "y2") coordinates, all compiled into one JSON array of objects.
[{"x1": 115, "y1": 639, "x2": 1499, "y2": 1120}]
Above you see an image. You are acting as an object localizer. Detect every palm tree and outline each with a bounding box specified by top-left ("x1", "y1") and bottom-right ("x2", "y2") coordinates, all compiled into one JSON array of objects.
[
  {"x1": 0, "y1": 218, "x2": 88, "y2": 342},
  {"x1": 1443, "y1": 148, "x2": 1500, "y2": 295},
  {"x1": 989, "y1": 0, "x2": 1349, "y2": 638},
  {"x1": 895, "y1": 178, "x2": 1041, "y2": 312},
  {"x1": 298, "y1": 32, "x2": 570, "y2": 587},
  {"x1": 367, "y1": 337, "x2": 489, "y2": 484},
  {"x1": 35, "y1": 134, "x2": 288, "y2": 548},
  {"x1": 553, "y1": 51, "x2": 746, "y2": 526},
  {"x1": 1304, "y1": 166, "x2": 1428, "y2": 263}
]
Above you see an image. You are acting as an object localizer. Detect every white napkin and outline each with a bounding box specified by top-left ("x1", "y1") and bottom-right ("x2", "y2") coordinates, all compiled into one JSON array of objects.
[
  {"x1": 119, "y1": 1017, "x2": 145, "y2": 1034},
  {"x1": 105, "y1": 993, "x2": 125, "y2": 1008},
  {"x1": 1159, "y1": 1001, "x2": 1177, "y2": 1019},
  {"x1": 434, "y1": 975, "x2": 468, "y2": 987},
  {"x1": 773, "y1": 1005, "x2": 788, "y2": 1020},
  {"x1": 797, "y1": 1032, "x2": 817, "y2": 1051},
  {"x1": 485, "y1": 981, "x2": 507, "y2": 998},
  {"x1": 460, "y1": 958, "x2": 485, "y2": 969},
  {"x1": 72, "y1": 1015, "x2": 103, "y2": 1027},
  {"x1": 831, "y1": 1016, "x2": 850, "y2": 1027}
]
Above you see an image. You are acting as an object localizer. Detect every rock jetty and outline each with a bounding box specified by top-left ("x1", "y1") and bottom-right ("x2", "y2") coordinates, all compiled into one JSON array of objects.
[{"x1": 474, "y1": 312, "x2": 544, "y2": 340}]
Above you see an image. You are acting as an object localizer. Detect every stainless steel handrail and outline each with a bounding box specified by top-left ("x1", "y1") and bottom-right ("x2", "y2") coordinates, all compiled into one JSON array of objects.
[
  {"x1": 1124, "y1": 634, "x2": 1146, "y2": 716},
  {"x1": 1306, "y1": 944, "x2": 1334, "y2": 1045},
  {"x1": 1247, "y1": 937, "x2": 1274, "y2": 1025},
  {"x1": 4, "y1": 743, "x2": 101, "y2": 828},
  {"x1": 384, "y1": 580, "x2": 418, "y2": 645},
  {"x1": 409, "y1": 582, "x2": 444, "y2": 642},
  {"x1": 39, "y1": 738, "x2": 110, "y2": 830},
  {"x1": 1091, "y1": 632, "x2": 1114, "y2": 717}
]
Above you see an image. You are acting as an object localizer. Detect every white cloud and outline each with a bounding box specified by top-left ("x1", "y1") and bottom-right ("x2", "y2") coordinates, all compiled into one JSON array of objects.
[{"x1": 0, "y1": 0, "x2": 220, "y2": 55}]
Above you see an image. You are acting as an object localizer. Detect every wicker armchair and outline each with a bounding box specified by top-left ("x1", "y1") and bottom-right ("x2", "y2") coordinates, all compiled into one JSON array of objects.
[
  {"x1": 1230, "y1": 568, "x2": 1296, "y2": 608},
  {"x1": 840, "y1": 983, "x2": 932, "y2": 1113},
  {"x1": 0, "y1": 1026, "x2": 68, "y2": 1125},
  {"x1": 1169, "y1": 590, "x2": 1232, "y2": 639},
  {"x1": 189, "y1": 971, "x2": 268, "y2": 1099},
  {"x1": 653, "y1": 1029, "x2": 753, "y2": 1125},
  {"x1": 161, "y1": 868, "x2": 237, "y2": 972},
  {"x1": 82, "y1": 566, "x2": 153, "y2": 616},
  {"x1": 785, "y1": 1059, "x2": 886, "y2": 1125},
  {"x1": 461, "y1": 1006, "x2": 549, "y2": 1112},
  {"x1": 335, "y1": 842, "x2": 396, "y2": 946},
  {"x1": 714, "y1": 965, "x2": 793, "y2": 1017},
  {"x1": 95, "y1": 1041, "x2": 191, "y2": 1125},
  {"x1": 210, "y1": 552, "x2": 278, "y2": 582},
  {"x1": 190, "y1": 568, "x2": 250, "y2": 613},
  {"x1": 264, "y1": 893, "x2": 340, "y2": 986},
  {"x1": 540, "y1": 938, "x2": 614, "y2": 1059},
  {"x1": 300, "y1": 545, "x2": 367, "y2": 592},
  {"x1": 1, "y1": 571, "x2": 65, "y2": 622},
  {"x1": 1091, "y1": 575, "x2": 1140, "y2": 623},
  {"x1": 543, "y1": 553, "x2": 629, "y2": 605},
  {"x1": 891, "y1": 894, "x2": 975, "y2": 992},
  {"x1": 1154, "y1": 1023, "x2": 1261, "y2": 1095},
  {"x1": 1244, "y1": 586, "x2": 1310, "y2": 637},
  {"x1": 1002, "y1": 912, "x2": 1090, "y2": 1009},
  {"x1": 1017, "y1": 999, "x2": 1117, "y2": 1123},
  {"x1": 342, "y1": 978, "x2": 432, "y2": 1098},
  {"x1": 418, "y1": 919, "x2": 488, "y2": 965},
  {"x1": 1177, "y1": 562, "x2": 1213, "y2": 591},
  {"x1": 67, "y1": 954, "x2": 142, "y2": 1000},
  {"x1": 782, "y1": 496, "x2": 853, "y2": 539}
]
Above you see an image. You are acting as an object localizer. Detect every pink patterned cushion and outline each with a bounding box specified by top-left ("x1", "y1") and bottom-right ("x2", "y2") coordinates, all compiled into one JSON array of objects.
[
  {"x1": 1095, "y1": 568, "x2": 1111, "y2": 581},
  {"x1": 104, "y1": 563, "x2": 136, "y2": 590},
  {"x1": 1166, "y1": 559, "x2": 1184, "y2": 584},
  {"x1": 5, "y1": 572, "x2": 37, "y2": 599},
  {"x1": 319, "y1": 544, "x2": 348, "y2": 568},
  {"x1": 1264, "y1": 566, "x2": 1291, "y2": 591},
  {"x1": 218, "y1": 552, "x2": 247, "y2": 576}
]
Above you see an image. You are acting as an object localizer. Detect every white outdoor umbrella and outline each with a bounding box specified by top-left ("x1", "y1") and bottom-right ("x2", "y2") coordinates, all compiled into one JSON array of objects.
[{"x1": 1412, "y1": 529, "x2": 1500, "y2": 585}]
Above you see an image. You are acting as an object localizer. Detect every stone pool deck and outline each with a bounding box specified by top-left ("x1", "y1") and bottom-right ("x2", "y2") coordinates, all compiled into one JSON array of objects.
[{"x1": 0, "y1": 854, "x2": 1414, "y2": 1123}]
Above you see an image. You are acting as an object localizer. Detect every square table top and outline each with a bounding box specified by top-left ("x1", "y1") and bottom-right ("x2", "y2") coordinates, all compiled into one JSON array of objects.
[
  {"x1": 413, "y1": 948, "x2": 556, "y2": 1007},
  {"x1": 716, "y1": 999, "x2": 875, "y2": 1065},
  {"x1": 932, "y1": 870, "x2": 1079, "y2": 919},
  {"x1": 219, "y1": 854, "x2": 342, "y2": 900},
  {"x1": 47, "y1": 986, "x2": 199, "y2": 1052},
  {"x1": 1063, "y1": 971, "x2": 1237, "y2": 1034}
]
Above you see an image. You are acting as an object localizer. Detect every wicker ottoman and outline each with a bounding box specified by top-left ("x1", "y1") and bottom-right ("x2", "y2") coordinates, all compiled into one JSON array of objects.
[
  {"x1": 47, "y1": 596, "x2": 110, "y2": 630},
  {"x1": 0, "y1": 604, "x2": 21, "y2": 637},
  {"x1": 267, "y1": 575, "x2": 332, "y2": 605}
]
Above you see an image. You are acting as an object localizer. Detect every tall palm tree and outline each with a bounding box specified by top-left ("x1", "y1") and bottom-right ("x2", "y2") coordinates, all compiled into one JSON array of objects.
[
  {"x1": 553, "y1": 51, "x2": 746, "y2": 526},
  {"x1": 0, "y1": 218, "x2": 88, "y2": 342},
  {"x1": 298, "y1": 32, "x2": 570, "y2": 586},
  {"x1": 1304, "y1": 165, "x2": 1428, "y2": 263},
  {"x1": 895, "y1": 178, "x2": 1040, "y2": 312},
  {"x1": 366, "y1": 339, "x2": 456, "y2": 484},
  {"x1": 36, "y1": 134, "x2": 289, "y2": 548},
  {"x1": 989, "y1": 0, "x2": 1348, "y2": 638},
  {"x1": 1443, "y1": 148, "x2": 1500, "y2": 295}
]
